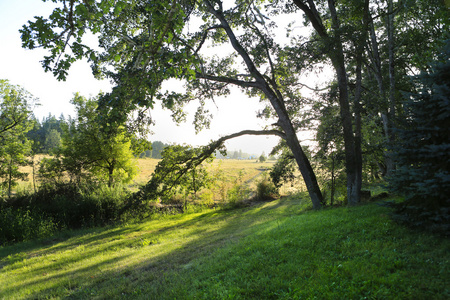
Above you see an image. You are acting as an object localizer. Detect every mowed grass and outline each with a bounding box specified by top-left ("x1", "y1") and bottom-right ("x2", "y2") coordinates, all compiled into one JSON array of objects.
[{"x1": 1, "y1": 195, "x2": 449, "y2": 299}]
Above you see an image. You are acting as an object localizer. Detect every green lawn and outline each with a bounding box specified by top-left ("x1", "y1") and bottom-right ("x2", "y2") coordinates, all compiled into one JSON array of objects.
[{"x1": 1, "y1": 195, "x2": 449, "y2": 299}]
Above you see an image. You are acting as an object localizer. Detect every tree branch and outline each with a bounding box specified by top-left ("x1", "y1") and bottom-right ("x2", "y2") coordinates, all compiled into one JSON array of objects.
[
  {"x1": 195, "y1": 72, "x2": 261, "y2": 89},
  {"x1": 292, "y1": 0, "x2": 328, "y2": 38},
  {"x1": 124, "y1": 128, "x2": 286, "y2": 212}
]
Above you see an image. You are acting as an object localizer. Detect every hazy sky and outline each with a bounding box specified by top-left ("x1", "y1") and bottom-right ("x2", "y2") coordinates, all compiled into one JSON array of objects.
[{"x1": 0, "y1": 0, "x2": 328, "y2": 155}]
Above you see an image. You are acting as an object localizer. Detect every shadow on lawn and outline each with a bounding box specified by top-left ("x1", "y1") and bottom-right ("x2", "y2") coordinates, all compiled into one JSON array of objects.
[{"x1": 1, "y1": 196, "x2": 310, "y2": 299}]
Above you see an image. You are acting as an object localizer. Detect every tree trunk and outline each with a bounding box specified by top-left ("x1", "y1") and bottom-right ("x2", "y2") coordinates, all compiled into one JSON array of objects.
[
  {"x1": 354, "y1": 46, "x2": 364, "y2": 205},
  {"x1": 387, "y1": 0, "x2": 396, "y2": 175},
  {"x1": 352, "y1": 0, "x2": 369, "y2": 203},
  {"x1": 281, "y1": 117, "x2": 324, "y2": 209},
  {"x1": 330, "y1": 153, "x2": 335, "y2": 206},
  {"x1": 368, "y1": 15, "x2": 394, "y2": 176},
  {"x1": 260, "y1": 79, "x2": 324, "y2": 209},
  {"x1": 108, "y1": 165, "x2": 114, "y2": 187},
  {"x1": 206, "y1": 1, "x2": 324, "y2": 209},
  {"x1": 8, "y1": 158, "x2": 13, "y2": 198},
  {"x1": 327, "y1": 0, "x2": 360, "y2": 206},
  {"x1": 292, "y1": 0, "x2": 361, "y2": 205}
]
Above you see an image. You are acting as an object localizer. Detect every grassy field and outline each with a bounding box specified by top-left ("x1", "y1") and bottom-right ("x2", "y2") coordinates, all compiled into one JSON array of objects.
[
  {"x1": 1, "y1": 194, "x2": 449, "y2": 299},
  {"x1": 133, "y1": 158, "x2": 277, "y2": 185},
  {"x1": 18, "y1": 157, "x2": 276, "y2": 184},
  {"x1": 15, "y1": 157, "x2": 285, "y2": 200}
]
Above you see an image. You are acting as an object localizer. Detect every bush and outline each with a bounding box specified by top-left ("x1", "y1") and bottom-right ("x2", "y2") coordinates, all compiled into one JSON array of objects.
[
  {"x1": 10, "y1": 183, "x2": 130, "y2": 230},
  {"x1": 0, "y1": 206, "x2": 58, "y2": 245},
  {"x1": 256, "y1": 175, "x2": 279, "y2": 201},
  {"x1": 226, "y1": 183, "x2": 252, "y2": 208}
]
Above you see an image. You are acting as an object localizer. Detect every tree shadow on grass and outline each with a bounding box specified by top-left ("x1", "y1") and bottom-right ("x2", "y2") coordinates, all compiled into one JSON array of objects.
[{"x1": 1, "y1": 196, "x2": 311, "y2": 299}]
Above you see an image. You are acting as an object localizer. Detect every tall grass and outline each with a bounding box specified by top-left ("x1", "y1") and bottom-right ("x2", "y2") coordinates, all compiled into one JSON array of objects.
[{"x1": 0, "y1": 183, "x2": 131, "y2": 245}]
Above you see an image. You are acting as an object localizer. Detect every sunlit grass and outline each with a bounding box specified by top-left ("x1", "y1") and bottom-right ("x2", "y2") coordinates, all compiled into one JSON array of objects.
[
  {"x1": 15, "y1": 157, "x2": 278, "y2": 192},
  {"x1": 1, "y1": 195, "x2": 449, "y2": 299}
]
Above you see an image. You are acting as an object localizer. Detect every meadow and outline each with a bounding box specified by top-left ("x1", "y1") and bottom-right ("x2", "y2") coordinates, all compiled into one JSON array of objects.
[
  {"x1": 16, "y1": 157, "x2": 287, "y2": 202},
  {"x1": 1, "y1": 194, "x2": 448, "y2": 299}
]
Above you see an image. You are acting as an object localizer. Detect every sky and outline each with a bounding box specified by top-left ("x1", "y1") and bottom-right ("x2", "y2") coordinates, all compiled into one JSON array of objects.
[{"x1": 0, "y1": 0, "x2": 327, "y2": 156}]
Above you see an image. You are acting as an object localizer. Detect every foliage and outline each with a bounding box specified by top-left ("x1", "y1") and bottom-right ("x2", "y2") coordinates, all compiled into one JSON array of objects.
[
  {"x1": 133, "y1": 144, "x2": 214, "y2": 207},
  {"x1": 39, "y1": 93, "x2": 138, "y2": 187},
  {"x1": 20, "y1": 0, "x2": 325, "y2": 208},
  {"x1": 0, "y1": 80, "x2": 35, "y2": 198},
  {"x1": 0, "y1": 206, "x2": 58, "y2": 245},
  {"x1": 388, "y1": 40, "x2": 450, "y2": 234},
  {"x1": 255, "y1": 173, "x2": 279, "y2": 201},
  {"x1": 150, "y1": 141, "x2": 169, "y2": 159},
  {"x1": 270, "y1": 150, "x2": 297, "y2": 189},
  {"x1": 7, "y1": 182, "x2": 130, "y2": 233},
  {"x1": 258, "y1": 154, "x2": 267, "y2": 163},
  {"x1": 0, "y1": 80, "x2": 35, "y2": 139},
  {"x1": 27, "y1": 114, "x2": 65, "y2": 154},
  {"x1": 225, "y1": 169, "x2": 252, "y2": 208}
]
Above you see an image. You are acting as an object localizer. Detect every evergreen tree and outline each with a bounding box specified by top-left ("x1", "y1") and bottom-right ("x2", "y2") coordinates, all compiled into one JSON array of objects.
[{"x1": 388, "y1": 40, "x2": 450, "y2": 233}]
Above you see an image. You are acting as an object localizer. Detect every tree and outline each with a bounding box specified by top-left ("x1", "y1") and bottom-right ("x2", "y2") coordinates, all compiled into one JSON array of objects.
[
  {"x1": 313, "y1": 88, "x2": 346, "y2": 205},
  {"x1": 388, "y1": 40, "x2": 450, "y2": 232},
  {"x1": 288, "y1": 0, "x2": 370, "y2": 205},
  {"x1": 0, "y1": 80, "x2": 35, "y2": 197},
  {"x1": 0, "y1": 80, "x2": 35, "y2": 140},
  {"x1": 41, "y1": 93, "x2": 138, "y2": 187},
  {"x1": 21, "y1": 0, "x2": 325, "y2": 208},
  {"x1": 27, "y1": 114, "x2": 66, "y2": 154},
  {"x1": 0, "y1": 136, "x2": 32, "y2": 198},
  {"x1": 151, "y1": 141, "x2": 168, "y2": 159},
  {"x1": 44, "y1": 129, "x2": 61, "y2": 154},
  {"x1": 259, "y1": 153, "x2": 267, "y2": 163},
  {"x1": 154, "y1": 145, "x2": 213, "y2": 203},
  {"x1": 129, "y1": 130, "x2": 283, "y2": 211}
]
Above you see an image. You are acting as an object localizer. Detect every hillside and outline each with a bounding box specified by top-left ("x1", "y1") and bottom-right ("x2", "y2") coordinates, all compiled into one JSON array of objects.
[{"x1": 1, "y1": 196, "x2": 449, "y2": 299}]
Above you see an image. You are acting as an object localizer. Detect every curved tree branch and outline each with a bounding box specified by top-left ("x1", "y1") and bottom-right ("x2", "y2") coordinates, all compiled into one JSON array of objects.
[
  {"x1": 195, "y1": 72, "x2": 261, "y2": 89},
  {"x1": 124, "y1": 128, "x2": 286, "y2": 212}
]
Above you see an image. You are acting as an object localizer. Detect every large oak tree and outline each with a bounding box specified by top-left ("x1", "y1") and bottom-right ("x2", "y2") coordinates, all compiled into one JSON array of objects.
[{"x1": 21, "y1": 0, "x2": 325, "y2": 208}]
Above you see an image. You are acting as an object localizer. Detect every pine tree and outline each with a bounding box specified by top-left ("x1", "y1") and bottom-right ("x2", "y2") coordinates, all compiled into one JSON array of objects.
[{"x1": 389, "y1": 40, "x2": 450, "y2": 233}]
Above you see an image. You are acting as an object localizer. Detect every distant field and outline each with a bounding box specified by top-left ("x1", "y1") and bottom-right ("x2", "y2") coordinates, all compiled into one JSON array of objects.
[
  {"x1": 14, "y1": 157, "x2": 305, "y2": 197},
  {"x1": 134, "y1": 158, "x2": 275, "y2": 184}
]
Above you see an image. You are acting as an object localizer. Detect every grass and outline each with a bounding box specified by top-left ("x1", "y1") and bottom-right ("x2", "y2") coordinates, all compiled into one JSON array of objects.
[
  {"x1": 1, "y1": 195, "x2": 449, "y2": 299},
  {"x1": 16, "y1": 157, "x2": 277, "y2": 191},
  {"x1": 132, "y1": 158, "x2": 275, "y2": 184}
]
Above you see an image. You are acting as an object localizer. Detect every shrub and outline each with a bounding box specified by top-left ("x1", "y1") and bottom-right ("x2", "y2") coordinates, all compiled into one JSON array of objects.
[
  {"x1": 0, "y1": 206, "x2": 58, "y2": 245},
  {"x1": 11, "y1": 183, "x2": 130, "y2": 230},
  {"x1": 256, "y1": 175, "x2": 279, "y2": 201},
  {"x1": 226, "y1": 183, "x2": 252, "y2": 208}
]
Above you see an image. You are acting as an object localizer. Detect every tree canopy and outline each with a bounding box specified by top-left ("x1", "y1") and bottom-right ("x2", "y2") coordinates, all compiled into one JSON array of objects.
[
  {"x1": 39, "y1": 93, "x2": 138, "y2": 187},
  {"x1": 0, "y1": 80, "x2": 36, "y2": 197}
]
